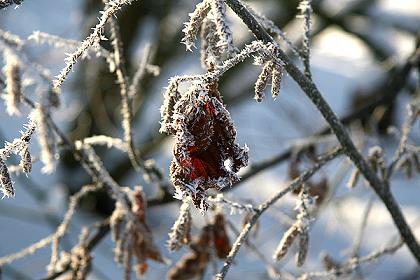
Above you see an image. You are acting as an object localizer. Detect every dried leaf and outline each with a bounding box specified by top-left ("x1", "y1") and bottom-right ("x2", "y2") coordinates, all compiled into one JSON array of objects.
[{"x1": 212, "y1": 213, "x2": 231, "y2": 259}]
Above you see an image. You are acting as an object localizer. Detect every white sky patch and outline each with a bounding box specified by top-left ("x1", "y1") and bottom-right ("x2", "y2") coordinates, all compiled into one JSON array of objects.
[{"x1": 380, "y1": 0, "x2": 420, "y2": 15}]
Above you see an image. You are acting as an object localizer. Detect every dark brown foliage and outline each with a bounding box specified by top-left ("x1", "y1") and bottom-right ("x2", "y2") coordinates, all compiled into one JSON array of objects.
[
  {"x1": 169, "y1": 81, "x2": 248, "y2": 210},
  {"x1": 167, "y1": 212, "x2": 231, "y2": 279}
]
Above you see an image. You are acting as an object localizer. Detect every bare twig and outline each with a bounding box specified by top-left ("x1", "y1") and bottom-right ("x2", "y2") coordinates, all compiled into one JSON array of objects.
[
  {"x1": 387, "y1": 101, "x2": 420, "y2": 179},
  {"x1": 108, "y1": 17, "x2": 141, "y2": 173},
  {"x1": 0, "y1": 185, "x2": 100, "y2": 267}
]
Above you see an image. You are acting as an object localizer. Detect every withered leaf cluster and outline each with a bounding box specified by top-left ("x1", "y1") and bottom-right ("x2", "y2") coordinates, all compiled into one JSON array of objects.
[
  {"x1": 168, "y1": 213, "x2": 231, "y2": 280},
  {"x1": 162, "y1": 81, "x2": 248, "y2": 210},
  {"x1": 110, "y1": 187, "x2": 165, "y2": 278}
]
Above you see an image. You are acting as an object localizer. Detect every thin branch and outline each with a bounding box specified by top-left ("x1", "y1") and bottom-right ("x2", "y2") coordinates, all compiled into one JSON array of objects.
[
  {"x1": 41, "y1": 220, "x2": 111, "y2": 280},
  {"x1": 52, "y1": 0, "x2": 136, "y2": 89},
  {"x1": 349, "y1": 195, "x2": 374, "y2": 258},
  {"x1": 0, "y1": 185, "x2": 100, "y2": 267},
  {"x1": 108, "y1": 17, "x2": 141, "y2": 173},
  {"x1": 215, "y1": 147, "x2": 343, "y2": 279},
  {"x1": 301, "y1": 215, "x2": 420, "y2": 279},
  {"x1": 386, "y1": 101, "x2": 420, "y2": 179},
  {"x1": 302, "y1": 240, "x2": 404, "y2": 279},
  {"x1": 107, "y1": 20, "x2": 164, "y2": 183},
  {"x1": 225, "y1": 219, "x2": 288, "y2": 280}
]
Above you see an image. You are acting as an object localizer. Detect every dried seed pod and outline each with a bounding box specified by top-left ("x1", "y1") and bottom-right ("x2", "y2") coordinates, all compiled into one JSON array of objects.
[
  {"x1": 296, "y1": 231, "x2": 309, "y2": 267},
  {"x1": 181, "y1": 0, "x2": 211, "y2": 51},
  {"x1": 135, "y1": 263, "x2": 148, "y2": 279},
  {"x1": 0, "y1": 158, "x2": 14, "y2": 198},
  {"x1": 3, "y1": 53, "x2": 22, "y2": 116},
  {"x1": 271, "y1": 63, "x2": 283, "y2": 99},
  {"x1": 111, "y1": 189, "x2": 165, "y2": 278},
  {"x1": 254, "y1": 61, "x2": 274, "y2": 102},
  {"x1": 291, "y1": 176, "x2": 328, "y2": 205},
  {"x1": 168, "y1": 201, "x2": 192, "y2": 251},
  {"x1": 70, "y1": 247, "x2": 92, "y2": 280},
  {"x1": 273, "y1": 224, "x2": 299, "y2": 261},
  {"x1": 34, "y1": 106, "x2": 57, "y2": 174},
  {"x1": 19, "y1": 146, "x2": 32, "y2": 174},
  {"x1": 167, "y1": 251, "x2": 209, "y2": 280}
]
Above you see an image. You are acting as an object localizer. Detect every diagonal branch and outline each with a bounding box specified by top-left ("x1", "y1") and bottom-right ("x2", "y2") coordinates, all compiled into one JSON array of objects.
[{"x1": 224, "y1": 0, "x2": 420, "y2": 265}]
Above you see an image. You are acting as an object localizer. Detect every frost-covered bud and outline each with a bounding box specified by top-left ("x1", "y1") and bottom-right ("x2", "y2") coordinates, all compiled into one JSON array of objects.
[
  {"x1": 0, "y1": 158, "x2": 14, "y2": 198},
  {"x1": 273, "y1": 224, "x2": 299, "y2": 261},
  {"x1": 3, "y1": 53, "x2": 22, "y2": 115},
  {"x1": 271, "y1": 64, "x2": 283, "y2": 99},
  {"x1": 33, "y1": 107, "x2": 57, "y2": 174},
  {"x1": 254, "y1": 61, "x2": 273, "y2": 102},
  {"x1": 19, "y1": 146, "x2": 32, "y2": 174},
  {"x1": 182, "y1": 0, "x2": 211, "y2": 51}
]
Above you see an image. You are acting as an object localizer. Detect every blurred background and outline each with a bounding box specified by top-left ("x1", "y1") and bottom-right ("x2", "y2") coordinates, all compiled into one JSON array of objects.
[{"x1": 0, "y1": 0, "x2": 419, "y2": 279}]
